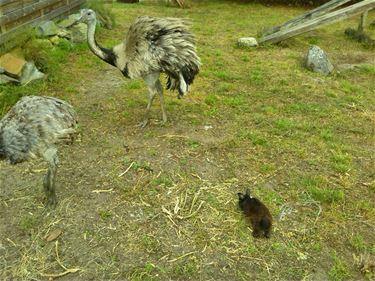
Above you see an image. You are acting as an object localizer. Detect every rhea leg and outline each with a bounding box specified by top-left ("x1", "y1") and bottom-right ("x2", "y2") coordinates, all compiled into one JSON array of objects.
[
  {"x1": 140, "y1": 72, "x2": 166, "y2": 127},
  {"x1": 155, "y1": 79, "x2": 167, "y2": 124},
  {"x1": 43, "y1": 148, "x2": 59, "y2": 207}
]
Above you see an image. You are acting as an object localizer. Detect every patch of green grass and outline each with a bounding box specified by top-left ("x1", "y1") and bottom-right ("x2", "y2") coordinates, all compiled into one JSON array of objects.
[
  {"x1": 320, "y1": 129, "x2": 335, "y2": 142},
  {"x1": 188, "y1": 140, "x2": 201, "y2": 149},
  {"x1": 307, "y1": 186, "x2": 345, "y2": 203},
  {"x1": 214, "y1": 70, "x2": 239, "y2": 81},
  {"x1": 287, "y1": 102, "x2": 321, "y2": 114},
  {"x1": 359, "y1": 64, "x2": 375, "y2": 75},
  {"x1": 350, "y1": 234, "x2": 366, "y2": 251},
  {"x1": 18, "y1": 215, "x2": 37, "y2": 231},
  {"x1": 130, "y1": 262, "x2": 159, "y2": 281},
  {"x1": 149, "y1": 175, "x2": 173, "y2": 188},
  {"x1": 204, "y1": 94, "x2": 218, "y2": 106},
  {"x1": 172, "y1": 256, "x2": 199, "y2": 278},
  {"x1": 249, "y1": 66, "x2": 265, "y2": 85},
  {"x1": 331, "y1": 151, "x2": 351, "y2": 173},
  {"x1": 126, "y1": 80, "x2": 143, "y2": 90},
  {"x1": 140, "y1": 235, "x2": 162, "y2": 254},
  {"x1": 222, "y1": 95, "x2": 246, "y2": 107},
  {"x1": 237, "y1": 129, "x2": 267, "y2": 145},
  {"x1": 127, "y1": 99, "x2": 144, "y2": 108},
  {"x1": 98, "y1": 209, "x2": 113, "y2": 220},
  {"x1": 329, "y1": 255, "x2": 350, "y2": 281}
]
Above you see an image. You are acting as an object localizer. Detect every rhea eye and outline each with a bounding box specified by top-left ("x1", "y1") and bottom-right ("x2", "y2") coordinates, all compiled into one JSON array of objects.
[{"x1": 87, "y1": 12, "x2": 92, "y2": 16}]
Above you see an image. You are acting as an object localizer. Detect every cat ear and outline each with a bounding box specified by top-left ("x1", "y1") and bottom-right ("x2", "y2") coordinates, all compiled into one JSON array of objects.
[{"x1": 237, "y1": 193, "x2": 244, "y2": 200}]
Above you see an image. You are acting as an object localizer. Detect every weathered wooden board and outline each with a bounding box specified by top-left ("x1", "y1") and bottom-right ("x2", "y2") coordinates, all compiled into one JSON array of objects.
[
  {"x1": 259, "y1": 0, "x2": 375, "y2": 44},
  {"x1": 0, "y1": 0, "x2": 85, "y2": 45},
  {"x1": 263, "y1": 0, "x2": 353, "y2": 36}
]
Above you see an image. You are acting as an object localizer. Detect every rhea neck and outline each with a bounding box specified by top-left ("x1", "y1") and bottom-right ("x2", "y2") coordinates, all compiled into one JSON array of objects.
[{"x1": 86, "y1": 18, "x2": 117, "y2": 67}]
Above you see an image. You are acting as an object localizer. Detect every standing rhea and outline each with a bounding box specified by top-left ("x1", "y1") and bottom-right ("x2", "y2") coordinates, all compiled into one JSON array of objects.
[
  {"x1": 0, "y1": 96, "x2": 78, "y2": 207},
  {"x1": 238, "y1": 189, "x2": 273, "y2": 238},
  {"x1": 77, "y1": 9, "x2": 201, "y2": 127}
]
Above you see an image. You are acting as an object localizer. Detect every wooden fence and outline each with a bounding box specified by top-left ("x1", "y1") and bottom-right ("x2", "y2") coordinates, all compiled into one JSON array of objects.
[{"x1": 0, "y1": 0, "x2": 86, "y2": 45}]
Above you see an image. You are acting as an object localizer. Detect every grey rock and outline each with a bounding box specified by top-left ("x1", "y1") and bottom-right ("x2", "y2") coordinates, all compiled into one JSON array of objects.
[
  {"x1": 70, "y1": 23, "x2": 87, "y2": 43},
  {"x1": 19, "y1": 62, "x2": 45, "y2": 85},
  {"x1": 58, "y1": 13, "x2": 80, "y2": 28},
  {"x1": 304, "y1": 45, "x2": 334, "y2": 75},
  {"x1": 238, "y1": 37, "x2": 258, "y2": 47},
  {"x1": 0, "y1": 75, "x2": 19, "y2": 84},
  {"x1": 36, "y1": 21, "x2": 61, "y2": 37}
]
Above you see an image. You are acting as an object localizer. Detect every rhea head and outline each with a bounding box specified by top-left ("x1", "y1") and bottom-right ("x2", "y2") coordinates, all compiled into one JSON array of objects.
[{"x1": 78, "y1": 9, "x2": 97, "y2": 24}]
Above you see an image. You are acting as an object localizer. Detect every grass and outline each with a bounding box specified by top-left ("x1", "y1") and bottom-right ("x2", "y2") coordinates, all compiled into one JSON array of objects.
[{"x1": 1, "y1": 1, "x2": 375, "y2": 281}]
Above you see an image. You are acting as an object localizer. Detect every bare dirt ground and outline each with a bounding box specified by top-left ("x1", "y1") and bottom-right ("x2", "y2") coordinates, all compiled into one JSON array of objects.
[{"x1": 1, "y1": 2, "x2": 375, "y2": 280}]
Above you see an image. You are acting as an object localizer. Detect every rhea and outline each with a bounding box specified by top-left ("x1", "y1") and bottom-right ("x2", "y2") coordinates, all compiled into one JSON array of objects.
[
  {"x1": 0, "y1": 96, "x2": 78, "y2": 207},
  {"x1": 77, "y1": 9, "x2": 201, "y2": 127}
]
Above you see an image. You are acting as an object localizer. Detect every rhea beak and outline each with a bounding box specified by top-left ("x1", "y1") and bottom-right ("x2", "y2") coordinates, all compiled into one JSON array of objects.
[{"x1": 76, "y1": 9, "x2": 87, "y2": 23}]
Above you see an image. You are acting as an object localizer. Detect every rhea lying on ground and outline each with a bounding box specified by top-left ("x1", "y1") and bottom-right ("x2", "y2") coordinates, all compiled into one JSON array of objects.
[
  {"x1": 238, "y1": 189, "x2": 273, "y2": 238},
  {"x1": 77, "y1": 9, "x2": 201, "y2": 127},
  {"x1": 0, "y1": 96, "x2": 78, "y2": 207}
]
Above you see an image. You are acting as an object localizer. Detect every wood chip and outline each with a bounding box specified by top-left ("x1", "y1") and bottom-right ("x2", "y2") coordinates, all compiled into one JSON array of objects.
[{"x1": 46, "y1": 228, "x2": 63, "y2": 242}]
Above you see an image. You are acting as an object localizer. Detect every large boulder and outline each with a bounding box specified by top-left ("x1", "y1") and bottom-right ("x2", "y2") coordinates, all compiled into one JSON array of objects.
[
  {"x1": 304, "y1": 45, "x2": 334, "y2": 75},
  {"x1": 70, "y1": 23, "x2": 88, "y2": 43},
  {"x1": 36, "y1": 21, "x2": 61, "y2": 36},
  {"x1": 36, "y1": 21, "x2": 70, "y2": 38},
  {"x1": 0, "y1": 53, "x2": 26, "y2": 76},
  {"x1": 58, "y1": 13, "x2": 80, "y2": 29},
  {"x1": 0, "y1": 53, "x2": 45, "y2": 84}
]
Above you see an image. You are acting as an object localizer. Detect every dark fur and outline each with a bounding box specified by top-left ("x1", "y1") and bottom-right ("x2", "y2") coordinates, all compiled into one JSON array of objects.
[{"x1": 238, "y1": 189, "x2": 272, "y2": 238}]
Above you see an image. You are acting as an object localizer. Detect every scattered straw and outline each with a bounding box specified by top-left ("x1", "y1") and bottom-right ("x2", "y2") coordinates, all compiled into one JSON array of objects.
[
  {"x1": 118, "y1": 161, "x2": 135, "y2": 177},
  {"x1": 40, "y1": 241, "x2": 80, "y2": 278},
  {"x1": 92, "y1": 188, "x2": 114, "y2": 194},
  {"x1": 168, "y1": 251, "x2": 196, "y2": 263}
]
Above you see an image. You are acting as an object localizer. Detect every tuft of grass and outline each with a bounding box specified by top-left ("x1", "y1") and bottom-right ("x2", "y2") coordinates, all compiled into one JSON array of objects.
[
  {"x1": 149, "y1": 175, "x2": 173, "y2": 188},
  {"x1": 98, "y1": 209, "x2": 113, "y2": 220},
  {"x1": 307, "y1": 186, "x2": 345, "y2": 203},
  {"x1": 222, "y1": 95, "x2": 246, "y2": 107},
  {"x1": 18, "y1": 215, "x2": 37, "y2": 231},
  {"x1": 350, "y1": 234, "x2": 367, "y2": 252},
  {"x1": 126, "y1": 80, "x2": 143, "y2": 90},
  {"x1": 204, "y1": 94, "x2": 218, "y2": 106},
  {"x1": 331, "y1": 151, "x2": 351, "y2": 174},
  {"x1": 329, "y1": 255, "x2": 350, "y2": 281},
  {"x1": 237, "y1": 129, "x2": 267, "y2": 145},
  {"x1": 249, "y1": 66, "x2": 265, "y2": 85}
]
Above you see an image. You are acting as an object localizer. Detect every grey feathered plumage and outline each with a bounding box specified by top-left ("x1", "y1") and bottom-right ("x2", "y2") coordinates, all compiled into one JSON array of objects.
[
  {"x1": 122, "y1": 16, "x2": 200, "y2": 88},
  {"x1": 0, "y1": 96, "x2": 78, "y2": 206},
  {"x1": 79, "y1": 9, "x2": 201, "y2": 126}
]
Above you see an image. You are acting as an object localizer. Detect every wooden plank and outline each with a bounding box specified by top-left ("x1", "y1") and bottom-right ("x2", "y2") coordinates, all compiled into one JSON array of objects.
[
  {"x1": 0, "y1": 0, "x2": 84, "y2": 45},
  {"x1": 358, "y1": 9, "x2": 369, "y2": 32},
  {"x1": 0, "y1": 0, "x2": 62, "y2": 25},
  {"x1": 263, "y1": 0, "x2": 352, "y2": 36},
  {"x1": 259, "y1": 0, "x2": 375, "y2": 44},
  {"x1": 0, "y1": 1, "x2": 20, "y2": 7},
  {"x1": 0, "y1": 1, "x2": 23, "y2": 16}
]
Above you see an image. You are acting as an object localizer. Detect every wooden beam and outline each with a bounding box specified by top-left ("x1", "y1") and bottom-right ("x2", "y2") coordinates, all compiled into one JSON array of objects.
[
  {"x1": 259, "y1": 0, "x2": 375, "y2": 44},
  {"x1": 0, "y1": 0, "x2": 84, "y2": 45},
  {"x1": 0, "y1": 0, "x2": 62, "y2": 25},
  {"x1": 358, "y1": 9, "x2": 369, "y2": 32},
  {"x1": 263, "y1": 0, "x2": 352, "y2": 36}
]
